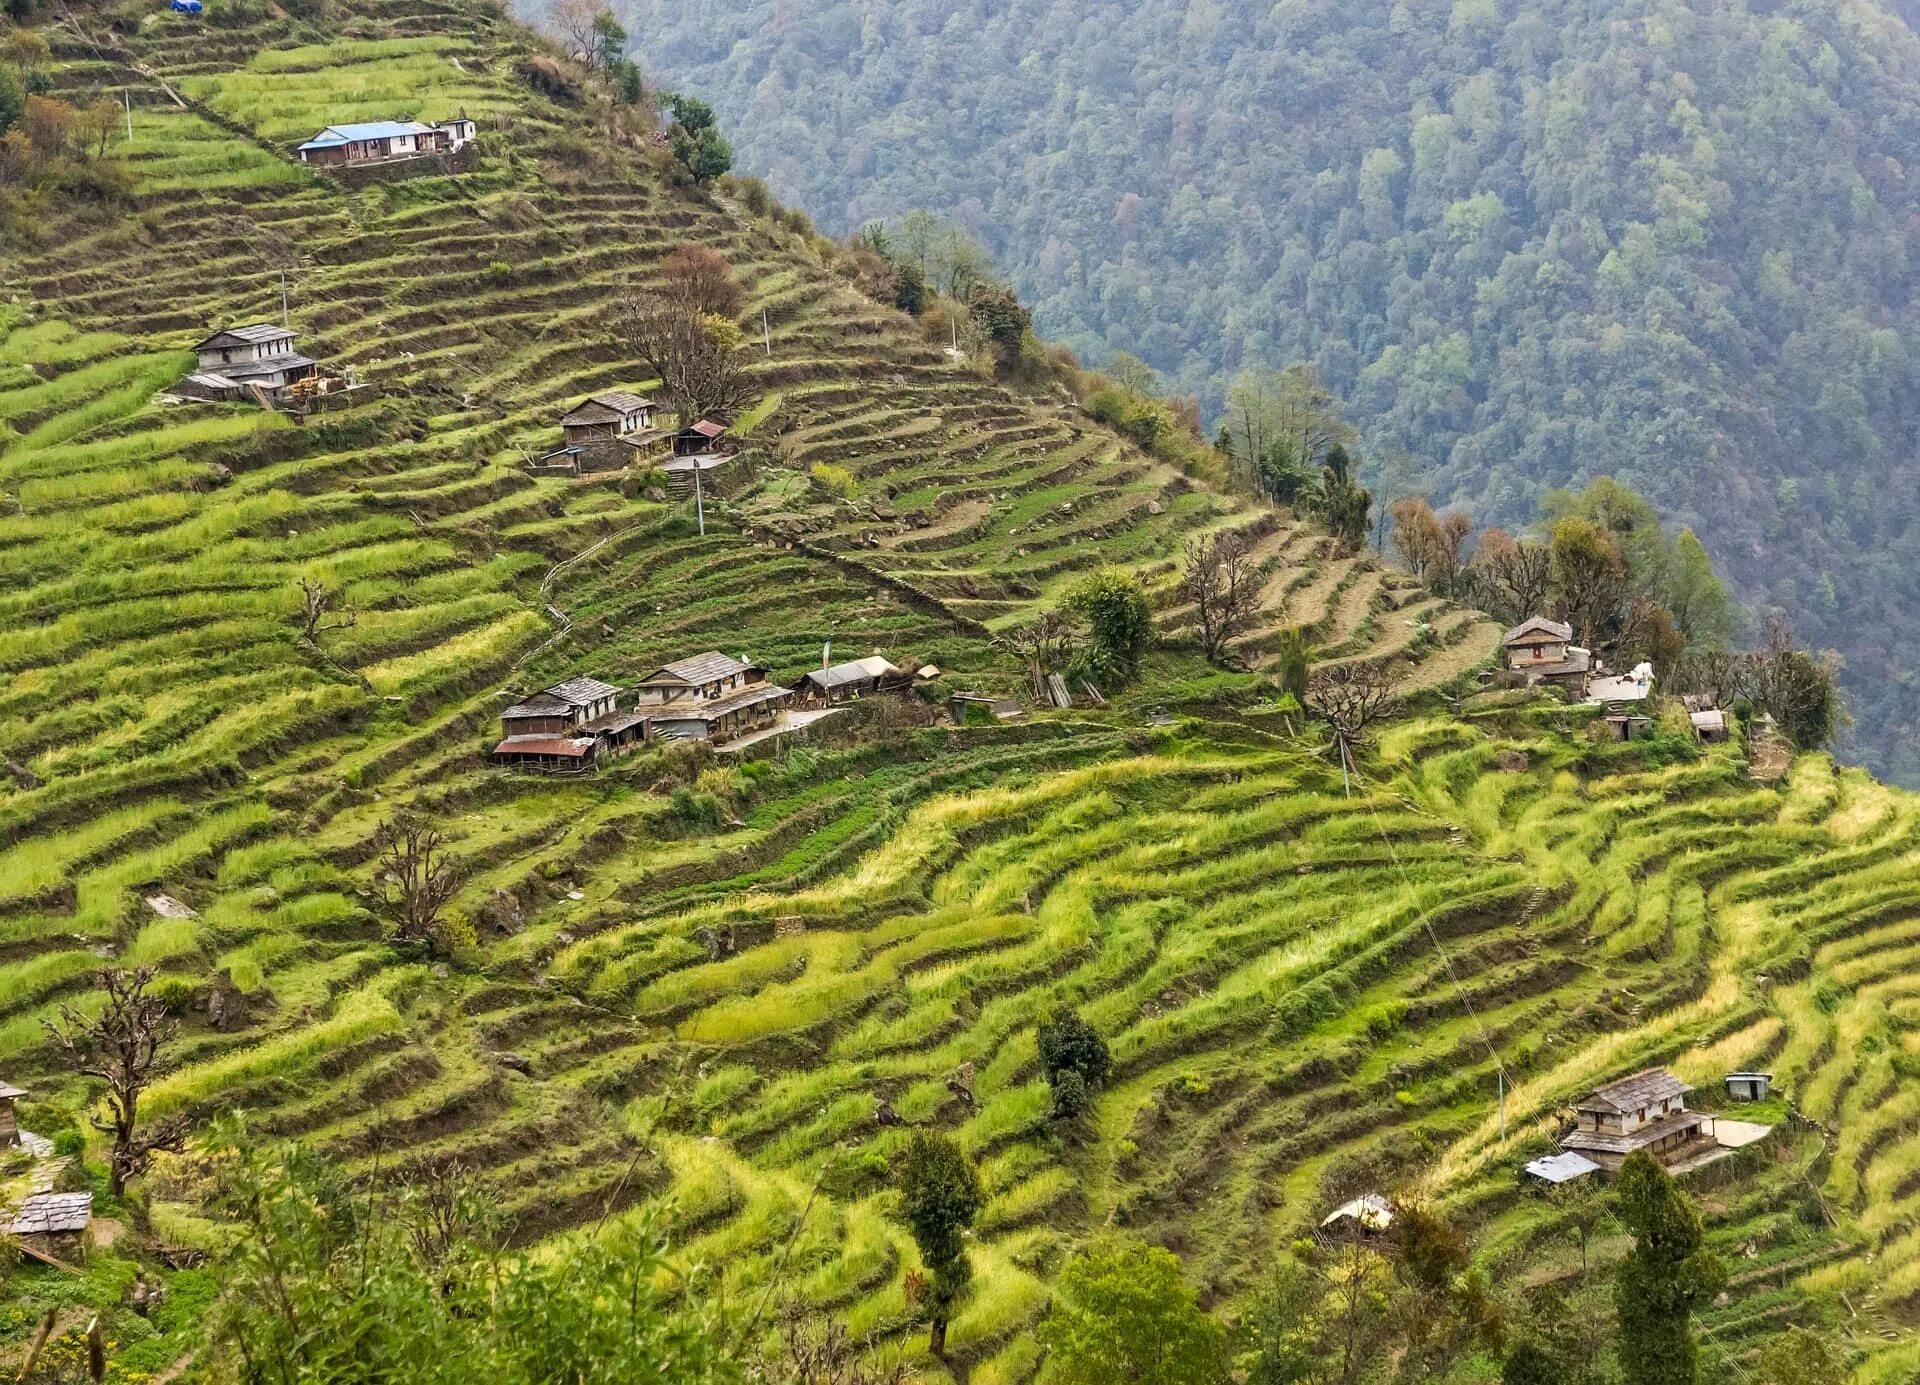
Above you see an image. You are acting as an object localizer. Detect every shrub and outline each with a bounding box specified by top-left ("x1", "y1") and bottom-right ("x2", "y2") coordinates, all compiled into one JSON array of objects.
[
  {"x1": 1067, "y1": 569, "x2": 1153, "y2": 686},
  {"x1": 150, "y1": 975, "x2": 199, "y2": 1015},
  {"x1": 810, "y1": 462, "x2": 855, "y2": 498},
  {"x1": 659, "y1": 245, "x2": 743, "y2": 318}
]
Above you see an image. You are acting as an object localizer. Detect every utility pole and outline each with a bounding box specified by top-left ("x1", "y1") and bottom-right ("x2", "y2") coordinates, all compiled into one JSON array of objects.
[
  {"x1": 762, "y1": 307, "x2": 771, "y2": 357},
  {"x1": 693, "y1": 460, "x2": 705, "y2": 537},
  {"x1": 1499, "y1": 1068, "x2": 1507, "y2": 1141},
  {"x1": 123, "y1": 89, "x2": 132, "y2": 143},
  {"x1": 280, "y1": 268, "x2": 289, "y2": 328}
]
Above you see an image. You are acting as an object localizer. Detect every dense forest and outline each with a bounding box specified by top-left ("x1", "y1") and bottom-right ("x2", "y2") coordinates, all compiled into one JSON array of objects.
[{"x1": 624, "y1": 0, "x2": 1920, "y2": 783}]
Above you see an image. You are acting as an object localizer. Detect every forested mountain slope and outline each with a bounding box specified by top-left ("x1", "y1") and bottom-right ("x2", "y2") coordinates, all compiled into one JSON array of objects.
[{"x1": 628, "y1": 0, "x2": 1920, "y2": 784}]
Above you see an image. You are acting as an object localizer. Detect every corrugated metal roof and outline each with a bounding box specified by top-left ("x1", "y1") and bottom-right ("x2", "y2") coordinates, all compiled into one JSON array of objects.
[
  {"x1": 9, "y1": 1192, "x2": 91, "y2": 1236},
  {"x1": 1320, "y1": 1192, "x2": 1393, "y2": 1230},
  {"x1": 1524, "y1": 1151, "x2": 1600, "y2": 1184},
  {"x1": 491, "y1": 736, "x2": 596, "y2": 758},
  {"x1": 688, "y1": 419, "x2": 727, "y2": 438},
  {"x1": 0, "y1": 1081, "x2": 25, "y2": 1101},
  {"x1": 299, "y1": 120, "x2": 428, "y2": 150},
  {"x1": 805, "y1": 657, "x2": 902, "y2": 690}
]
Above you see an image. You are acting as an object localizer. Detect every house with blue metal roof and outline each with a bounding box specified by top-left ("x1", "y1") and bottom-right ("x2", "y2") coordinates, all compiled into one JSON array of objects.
[{"x1": 295, "y1": 113, "x2": 476, "y2": 167}]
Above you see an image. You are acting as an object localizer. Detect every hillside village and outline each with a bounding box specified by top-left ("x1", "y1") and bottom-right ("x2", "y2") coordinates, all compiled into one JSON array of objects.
[{"x1": 0, "y1": 0, "x2": 1893, "y2": 1379}]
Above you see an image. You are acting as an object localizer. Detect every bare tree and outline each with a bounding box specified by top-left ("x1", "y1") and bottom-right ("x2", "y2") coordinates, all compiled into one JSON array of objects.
[
  {"x1": 749, "y1": 1306, "x2": 916, "y2": 1385},
  {"x1": 1308, "y1": 661, "x2": 1403, "y2": 791},
  {"x1": 998, "y1": 611, "x2": 1079, "y2": 701},
  {"x1": 1182, "y1": 529, "x2": 1259, "y2": 663},
  {"x1": 43, "y1": 967, "x2": 190, "y2": 1197},
  {"x1": 375, "y1": 817, "x2": 463, "y2": 956},
  {"x1": 1471, "y1": 527, "x2": 1552, "y2": 624},
  {"x1": 1429, "y1": 509, "x2": 1473, "y2": 598},
  {"x1": 620, "y1": 289, "x2": 755, "y2": 424},
  {"x1": 657, "y1": 245, "x2": 743, "y2": 319},
  {"x1": 298, "y1": 576, "x2": 357, "y2": 642},
  {"x1": 547, "y1": 0, "x2": 611, "y2": 67}
]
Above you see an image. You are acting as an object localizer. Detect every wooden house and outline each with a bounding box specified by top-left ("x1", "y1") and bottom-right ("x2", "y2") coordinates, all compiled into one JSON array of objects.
[
  {"x1": 1559, "y1": 1068, "x2": 1716, "y2": 1172},
  {"x1": 9, "y1": 1192, "x2": 91, "y2": 1262},
  {"x1": 1501, "y1": 617, "x2": 1591, "y2": 693},
  {"x1": 632, "y1": 653, "x2": 764, "y2": 707},
  {"x1": 492, "y1": 676, "x2": 646, "y2": 769},
  {"x1": 0, "y1": 1080, "x2": 22, "y2": 1149},
  {"x1": 630, "y1": 653, "x2": 793, "y2": 743},
  {"x1": 185, "y1": 324, "x2": 319, "y2": 395},
  {"x1": 295, "y1": 116, "x2": 475, "y2": 166},
  {"x1": 802, "y1": 655, "x2": 908, "y2": 704}
]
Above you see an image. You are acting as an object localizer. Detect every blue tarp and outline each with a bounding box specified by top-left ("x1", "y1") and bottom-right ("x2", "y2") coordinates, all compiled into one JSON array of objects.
[{"x1": 169, "y1": 1, "x2": 203, "y2": 13}]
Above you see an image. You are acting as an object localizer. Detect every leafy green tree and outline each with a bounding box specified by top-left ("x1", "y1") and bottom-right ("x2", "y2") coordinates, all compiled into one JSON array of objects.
[
  {"x1": 1613, "y1": 1150, "x2": 1726, "y2": 1385},
  {"x1": 1067, "y1": 568, "x2": 1153, "y2": 685},
  {"x1": 897, "y1": 1131, "x2": 982, "y2": 1356},
  {"x1": 1306, "y1": 447, "x2": 1373, "y2": 552},
  {"x1": 665, "y1": 94, "x2": 732, "y2": 181},
  {"x1": 1039, "y1": 1237, "x2": 1228, "y2": 1385},
  {"x1": 1754, "y1": 1326, "x2": 1847, "y2": 1385},
  {"x1": 200, "y1": 1122, "x2": 742, "y2": 1385},
  {"x1": 1038, "y1": 1008, "x2": 1110, "y2": 1118},
  {"x1": 1503, "y1": 1342, "x2": 1561, "y2": 1385},
  {"x1": 0, "y1": 65, "x2": 22, "y2": 137},
  {"x1": 1274, "y1": 627, "x2": 1312, "y2": 703},
  {"x1": 1668, "y1": 529, "x2": 1735, "y2": 649},
  {"x1": 892, "y1": 259, "x2": 926, "y2": 315}
]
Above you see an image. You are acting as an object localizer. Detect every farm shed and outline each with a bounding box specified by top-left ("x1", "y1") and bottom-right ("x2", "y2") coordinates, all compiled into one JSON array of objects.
[
  {"x1": 1724, "y1": 1072, "x2": 1773, "y2": 1102},
  {"x1": 1560, "y1": 1068, "x2": 1717, "y2": 1172},
  {"x1": 671, "y1": 418, "x2": 730, "y2": 456},
  {"x1": 1524, "y1": 1150, "x2": 1601, "y2": 1185},
  {"x1": 9, "y1": 1192, "x2": 92, "y2": 1260},
  {"x1": 802, "y1": 656, "x2": 908, "y2": 704},
  {"x1": 1691, "y1": 709, "x2": 1729, "y2": 743},
  {"x1": 1319, "y1": 1192, "x2": 1394, "y2": 1237},
  {"x1": 0, "y1": 1080, "x2": 23, "y2": 1147},
  {"x1": 489, "y1": 735, "x2": 599, "y2": 771}
]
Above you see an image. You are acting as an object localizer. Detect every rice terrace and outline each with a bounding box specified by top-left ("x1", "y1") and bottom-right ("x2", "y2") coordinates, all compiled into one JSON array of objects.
[{"x1": 0, "y1": 0, "x2": 1905, "y2": 1379}]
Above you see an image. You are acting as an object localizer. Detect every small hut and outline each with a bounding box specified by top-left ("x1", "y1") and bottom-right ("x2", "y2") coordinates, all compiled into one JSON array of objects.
[
  {"x1": 1523, "y1": 1151, "x2": 1601, "y2": 1185},
  {"x1": 9, "y1": 1192, "x2": 92, "y2": 1261},
  {"x1": 1724, "y1": 1072, "x2": 1773, "y2": 1102},
  {"x1": 0, "y1": 1080, "x2": 23, "y2": 1148},
  {"x1": 1690, "y1": 709, "x2": 1729, "y2": 743}
]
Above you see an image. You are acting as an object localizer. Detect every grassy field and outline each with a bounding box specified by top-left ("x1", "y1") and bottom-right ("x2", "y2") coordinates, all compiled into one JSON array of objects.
[{"x1": 0, "y1": 0, "x2": 1912, "y2": 1377}]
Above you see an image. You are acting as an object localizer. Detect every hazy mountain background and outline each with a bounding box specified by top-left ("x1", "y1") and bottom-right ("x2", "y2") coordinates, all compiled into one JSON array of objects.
[{"x1": 624, "y1": 0, "x2": 1920, "y2": 782}]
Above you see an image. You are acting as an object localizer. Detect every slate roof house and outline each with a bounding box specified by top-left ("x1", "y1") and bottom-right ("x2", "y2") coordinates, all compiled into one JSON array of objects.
[
  {"x1": 534, "y1": 392, "x2": 667, "y2": 474},
  {"x1": 183, "y1": 324, "x2": 319, "y2": 396},
  {"x1": 1502, "y1": 617, "x2": 1592, "y2": 692},
  {"x1": 492, "y1": 675, "x2": 645, "y2": 770},
  {"x1": 295, "y1": 115, "x2": 476, "y2": 166},
  {"x1": 632, "y1": 652, "x2": 793, "y2": 743},
  {"x1": 1559, "y1": 1068, "x2": 1717, "y2": 1172},
  {"x1": 9, "y1": 1191, "x2": 92, "y2": 1261}
]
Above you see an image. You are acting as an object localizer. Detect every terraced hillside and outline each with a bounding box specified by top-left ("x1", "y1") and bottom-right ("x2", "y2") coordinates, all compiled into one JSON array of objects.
[
  {"x1": 5, "y1": 0, "x2": 1901, "y2": 1380},
  {"x1": 0, "y1": 0, "x2": 1500, "y2": 1094}
]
